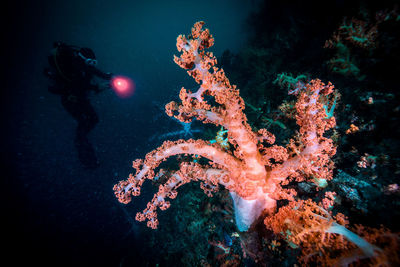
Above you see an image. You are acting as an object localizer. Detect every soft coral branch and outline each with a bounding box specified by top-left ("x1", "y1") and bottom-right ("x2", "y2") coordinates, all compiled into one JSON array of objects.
[{"x1": 265, "y1": 199, "x2": 399, "y2": 266}]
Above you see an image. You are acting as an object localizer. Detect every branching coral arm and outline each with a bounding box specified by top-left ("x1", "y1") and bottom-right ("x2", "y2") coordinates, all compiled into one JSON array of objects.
[
  {"x1": 168, "y1": 21, "x2": 267, "y2": 184},
  {"x1": 133, "y1": 162, "x2": 230, "y2": 229},
  {"x1": 113, "y1": 138, "x2": 241, "y2": 205},
  {"x1": 265, "y1": 80, "x2": 337, "y2": 191}
]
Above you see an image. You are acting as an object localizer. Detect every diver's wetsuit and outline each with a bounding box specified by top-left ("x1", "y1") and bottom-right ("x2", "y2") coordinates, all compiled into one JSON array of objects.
[{"x1": 45, "y1": 42, "x2": 111, "y2": 168}]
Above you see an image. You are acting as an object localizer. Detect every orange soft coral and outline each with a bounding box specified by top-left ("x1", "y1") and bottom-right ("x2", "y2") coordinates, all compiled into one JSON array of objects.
[{"x1": 265, "y1": 199, "x2": 399, "y2": 266}]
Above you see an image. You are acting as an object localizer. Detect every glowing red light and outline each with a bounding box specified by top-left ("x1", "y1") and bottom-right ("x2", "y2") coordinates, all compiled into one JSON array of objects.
[{"x1": 111, "y1": 76, "x2": 135, "y2": 98}]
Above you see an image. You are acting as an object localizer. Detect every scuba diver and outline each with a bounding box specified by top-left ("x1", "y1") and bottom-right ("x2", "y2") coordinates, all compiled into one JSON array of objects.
[{"x1": 44, "y1": 42, "x2": 113, "y2": 168}]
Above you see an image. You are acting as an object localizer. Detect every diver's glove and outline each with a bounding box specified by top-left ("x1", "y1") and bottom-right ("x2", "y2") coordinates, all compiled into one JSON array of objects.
[{"x1": 104, "y1": 72, "x2": 113, "y2": 80}]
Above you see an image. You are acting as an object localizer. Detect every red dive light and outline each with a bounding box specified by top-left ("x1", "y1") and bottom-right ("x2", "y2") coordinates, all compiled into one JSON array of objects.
[{"x1": 111, "y1": 75, "x2": 135, "y2": 98}]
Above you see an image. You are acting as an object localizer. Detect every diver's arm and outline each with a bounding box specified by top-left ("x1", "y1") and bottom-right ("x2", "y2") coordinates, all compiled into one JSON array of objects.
[
  {"x1": 87, "y1": 67, "x2": 113, "y2": 93},
  {"x1": 90, "y1": 66, "x2": 113, "y2": 80}
]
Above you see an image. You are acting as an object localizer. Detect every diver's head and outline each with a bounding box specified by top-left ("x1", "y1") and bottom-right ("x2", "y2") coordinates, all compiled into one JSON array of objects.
[{"x1": 78, "y1": 47, "x2": 98, "y2": 66}]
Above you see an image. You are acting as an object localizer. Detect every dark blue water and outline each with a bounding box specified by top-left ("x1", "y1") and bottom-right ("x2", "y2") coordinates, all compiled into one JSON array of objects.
[{"x1": 3, "y1": 0, "x2": 260, "y2": 266}]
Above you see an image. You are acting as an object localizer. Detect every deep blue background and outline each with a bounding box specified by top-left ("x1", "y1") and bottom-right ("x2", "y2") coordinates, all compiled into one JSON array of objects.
[{"x1": 3, "y1": 0, "x2": 261, "y2": 266}]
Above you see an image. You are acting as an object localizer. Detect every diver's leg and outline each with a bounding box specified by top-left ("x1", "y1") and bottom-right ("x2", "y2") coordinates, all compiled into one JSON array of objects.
[
  {"x1": 74, "y1": 97, "x2": 99, "y2": 168},
  {"x1": 62, "y1": 95, "x2": 99, "y2": 168}
]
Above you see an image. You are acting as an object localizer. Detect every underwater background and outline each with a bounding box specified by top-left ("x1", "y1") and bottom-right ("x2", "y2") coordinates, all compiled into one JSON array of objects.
[{"x1": 3, "y1": 0, "x2": 400, "y2": 266}]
